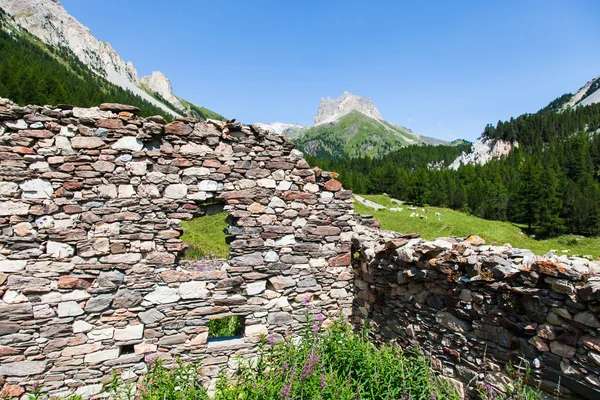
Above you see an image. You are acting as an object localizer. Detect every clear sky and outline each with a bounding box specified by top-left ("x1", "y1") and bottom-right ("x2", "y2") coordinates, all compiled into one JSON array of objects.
[{"x1": 61, "y1": 0, "x2": 600, "y2": 142}]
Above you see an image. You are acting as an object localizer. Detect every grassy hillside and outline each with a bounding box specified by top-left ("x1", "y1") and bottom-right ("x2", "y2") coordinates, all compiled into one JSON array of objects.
[
  {"x1": 294, "y1": 110, "x2": 421, "y2": 158},
  {"x1": 355, "y1": 194, "x2": 600, "y2": 260},
  {"x1": 180, "y1": 212, "x2": 229, "y2": 259}
]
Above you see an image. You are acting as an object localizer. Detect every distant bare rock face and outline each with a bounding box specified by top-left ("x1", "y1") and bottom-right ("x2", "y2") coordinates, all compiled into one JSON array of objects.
[
  {"x1": 449, "y1": 137, "x2": 516, "y2": 169},
  {"x1": 314, "y1": 91, "x2": 383, "y2": 125},
  {"x1": 563, "y1": 75, "x2": 600, "y2": 109},
  {"x1": 140, "y1": 71, "x2": 184, "y2": 111}
]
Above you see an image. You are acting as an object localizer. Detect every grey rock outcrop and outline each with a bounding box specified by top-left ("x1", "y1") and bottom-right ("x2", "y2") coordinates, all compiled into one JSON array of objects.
[{"x1": 314, "y1": 91, "x2": 383, "y2": 125}]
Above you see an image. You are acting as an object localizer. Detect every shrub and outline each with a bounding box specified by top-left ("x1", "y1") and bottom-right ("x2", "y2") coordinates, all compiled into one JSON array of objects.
[{"x1": 213, "y1": 309, "x2": 462, "y2": 400}]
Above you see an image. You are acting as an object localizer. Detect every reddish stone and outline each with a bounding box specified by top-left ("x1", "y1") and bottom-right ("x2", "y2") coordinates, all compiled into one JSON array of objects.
[
  {"x1": 324, "y1": 179, "x2": 342, "y2": 192},
  {"x1": 0, "y1": 346, "x2": 17, "y2": 356},
  {"x1": 331, "y1": 172, "x2": 340, "y2": 178},
  {"x1": 96, "y1": 118, "x2": 123, "y2": 129},
  {"x1": 20, "y1": 129, "x2": 53, "y2": 138},
  {"x1": 45, "y1": 121, "x2": 62, "y2": 132},
  {"x1": 12, "y1": 146, "x2": 34, "y2": 154},
  {"x1": 119, "y1": 111, "x2": 134, "y2": 120},
  {"x1": 59, "y1": 163, "x2": 75, "y2": 172},
  {"x1": 305, "y1": 225, "x2": 341, "y2": 236},
  {"x1": 47, "y1": 156, "x2": 64, "y2": 164},
  {"x1": 284, "y1": 192, "x2": 316, "y2": 200},
  {"x1": 63, "y1": 181, "x2": 83, "y2": 191},
  {"x1": 532, "y1": 261, "x2": 568, "y2": 277},
  {"x1": 172, "y1": 159, "x2": 193, "y2": 167},
  {"x1": 0, "y1": 152, "x2": 21, "y2": 160},
  {"x1": 63, "y1": 205, "x2": 83, "y2": 214},
  {"x1": 99, "y1": 103, "x2": 140, "y2": 113},
  {"x1": 222, "y1": 190, "x2": 257, "y2": 200},
  {"x1": 0, "y1": 384, "x2": 24, "y2": 398},
  {"x1": 160, "y1": 270, "x2": 191, "y2": 283},
  {"x1": 328, "y1": 252, "x2": 351, "y2": 267},
  {"x1": 203, "y1": 159, "x2": 222, "y2": 168},
  {"x1": 295, "y1": 159, "x2": 310, "y2": 169},
  {"x1": 68, "y1": 333, "x2": 88, "y2": 346},
  {"x1": 58, "y1": 275, "x2": 92, "y2": 289},
  {"x1": 54, "y1": 187, "x2": 66, "y2": 197},
  {"x1": 182, "y1": 204, "x2": 199, "y2": 210},
  {"x1": 267, "y1": 161, "x2": 295, "y2": 170},
  {"x1": 165, "y1": 121, "x2": 192, "y2": 136}
]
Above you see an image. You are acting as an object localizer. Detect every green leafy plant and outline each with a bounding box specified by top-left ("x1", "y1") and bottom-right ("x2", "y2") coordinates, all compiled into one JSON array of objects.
[
  {"x1": 213, "y1": 306, "x2": 462, "y2": 400},
  {"x1": 139, "y1": 358, "x2": 209, "y2": 400},
  {"x1": 208, "y1": 316, "x2": 243, "y2": 338}
]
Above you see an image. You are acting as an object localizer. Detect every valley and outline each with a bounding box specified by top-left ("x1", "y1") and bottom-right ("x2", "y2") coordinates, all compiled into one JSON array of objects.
[{"x1": 355, "y1": 194, "x2": 600, "y2": 260}]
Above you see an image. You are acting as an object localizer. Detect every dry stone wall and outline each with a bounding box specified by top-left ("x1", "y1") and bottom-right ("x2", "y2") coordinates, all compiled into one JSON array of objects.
[
  {"x1": 0, "y1": 100, "x2": 355, "y2": 398},
  {"x1": 352, "y1": 227, "x2": 600, "y2": 399}
]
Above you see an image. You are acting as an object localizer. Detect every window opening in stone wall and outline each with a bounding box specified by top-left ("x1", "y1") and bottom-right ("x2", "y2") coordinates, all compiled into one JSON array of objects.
[
  {"x1": 179, "y1": 202, "x2": 231, "y2": 275},
  {"x1": 119, "y1": 344, "x2": 135, "y2": 355},
  {"x1": 208, "y1": 315, "x2": 245, "y2": 341}
]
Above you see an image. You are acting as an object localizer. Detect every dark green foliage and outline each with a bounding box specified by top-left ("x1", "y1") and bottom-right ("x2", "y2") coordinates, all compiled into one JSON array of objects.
[
  {"x1": 0, "y1": 14, "x2": 173, "y2": 119},
  {"x1": 140, "y1": 359, "x2": 208, "y2": 400},
  {"x1": 180, "y1": 98, "x2": 226, "y2": 121},
  {"x1": 312, "y1": 103, "x2": 600, "y2": 238},
  {"x1": 208, "y1": 316, "x2": 243, "y2": 338},
  {"x1": 538, "y1": 93, "x2": 573, "y2": 114}
]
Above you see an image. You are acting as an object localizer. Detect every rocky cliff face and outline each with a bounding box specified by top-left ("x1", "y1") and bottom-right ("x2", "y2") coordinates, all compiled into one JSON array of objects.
[
  {"x1": 449, "y1": 137, "x2": 515, "y2": 169},
  {"x1": 562, "y1": 75, "x2": 600, "y2": 109},
  {"x1": 314, "y1": 91, "x2": 383, "y2": 125},
  {"x1": 0, "y1": 0, "x2": 179, "y2": 116},
  {"x1": 140, "y1": 71, "x2": 184, "y2": 111}
]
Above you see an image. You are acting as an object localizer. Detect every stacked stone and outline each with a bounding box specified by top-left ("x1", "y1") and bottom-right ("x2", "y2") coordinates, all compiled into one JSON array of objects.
[
  {"x1": 0, "y1": 100, "x2": 354, "y2": 398},
  {"x1": 352, "y1": 227, "x2": 600, "y2": 399}
]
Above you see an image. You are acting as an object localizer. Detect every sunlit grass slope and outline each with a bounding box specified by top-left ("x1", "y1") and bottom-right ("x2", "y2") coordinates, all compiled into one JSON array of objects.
[
  {"x1": 179, "y1": 212, "x2": 229, "y2": 259},
  {"x1": 355, "y1": 194, "x2": 600, "y2": 260}
]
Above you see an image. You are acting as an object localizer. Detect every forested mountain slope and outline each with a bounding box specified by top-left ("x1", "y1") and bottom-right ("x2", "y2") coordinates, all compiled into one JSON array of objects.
[
  {"x1": 0, "y1": 11, "x2": 174, "y2": 118},
  {"x1": 0, "y1": 0, "x2": 224, "y2": 121},
  {"x1": 317, "y1": 102, "x2": 600, "y2": 238}
]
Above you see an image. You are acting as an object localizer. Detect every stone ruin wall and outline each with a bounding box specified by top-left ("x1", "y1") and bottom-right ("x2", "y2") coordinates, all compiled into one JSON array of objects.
[
  {"x1": 352, "y1": 226, "x2": 600, "y2": 399},
  {"x1": 2, "y1": 99, "x2": 600, "y2": 400},
  {"x1": 0, "y1": 100, "x2": 355, "y2": 398}
]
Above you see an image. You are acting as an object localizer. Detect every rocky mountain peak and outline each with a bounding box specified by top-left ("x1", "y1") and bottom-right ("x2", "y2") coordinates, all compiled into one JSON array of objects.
[
  {"x1": 140, "y1": 71, "x2": 184, "y2": 111},
  {"x1": 314, "y1": 91, "x2": 383, "y2": 125}
]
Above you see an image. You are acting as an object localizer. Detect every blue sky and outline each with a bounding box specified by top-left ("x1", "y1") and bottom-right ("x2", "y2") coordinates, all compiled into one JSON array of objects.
[{"x1": 62, "y1": 0, "x2": 600, "y2": 141}]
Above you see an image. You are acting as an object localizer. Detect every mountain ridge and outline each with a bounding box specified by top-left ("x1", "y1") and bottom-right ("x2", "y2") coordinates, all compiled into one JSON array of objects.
[
  {"x1": 257, "y1": 92, "x2": 445, "y2": 158},
  {"x1": 314, "y1": 91, "x2": 383, "y2": 125},
  {"x1": 0, "y1": 0, "x2": 223, "y2": 120}
]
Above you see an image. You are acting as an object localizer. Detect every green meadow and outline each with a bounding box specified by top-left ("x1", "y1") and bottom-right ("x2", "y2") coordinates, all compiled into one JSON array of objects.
[{"x1": 355, "y1": 194, "x2": 600, "y2": 260}]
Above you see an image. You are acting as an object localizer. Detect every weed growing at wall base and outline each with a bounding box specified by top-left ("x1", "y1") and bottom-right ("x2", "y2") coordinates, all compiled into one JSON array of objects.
[
  {"x1": 98, "y1": 312, "x2": 546, "y2": 400},
  {"x1": 213, "y1": 316, "x2": 462, "y2": 400}
]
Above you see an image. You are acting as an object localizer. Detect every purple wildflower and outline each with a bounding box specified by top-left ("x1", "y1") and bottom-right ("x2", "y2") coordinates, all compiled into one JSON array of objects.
[
  {"x1": 303, "y1": 296, "x2": 311, "y2": 306},
  {"x1": 144, "y1": 353, "x2": 158, "y2": 366},
  {"x1": 268, "y1": 336, "x2": 275, "y2": 345},
  {"x1": 280, "y1": 382, "x2": 291, "y2": 400},
  {"x1": 316, "y1": 313, "x2": 324, "y2": 324}
]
